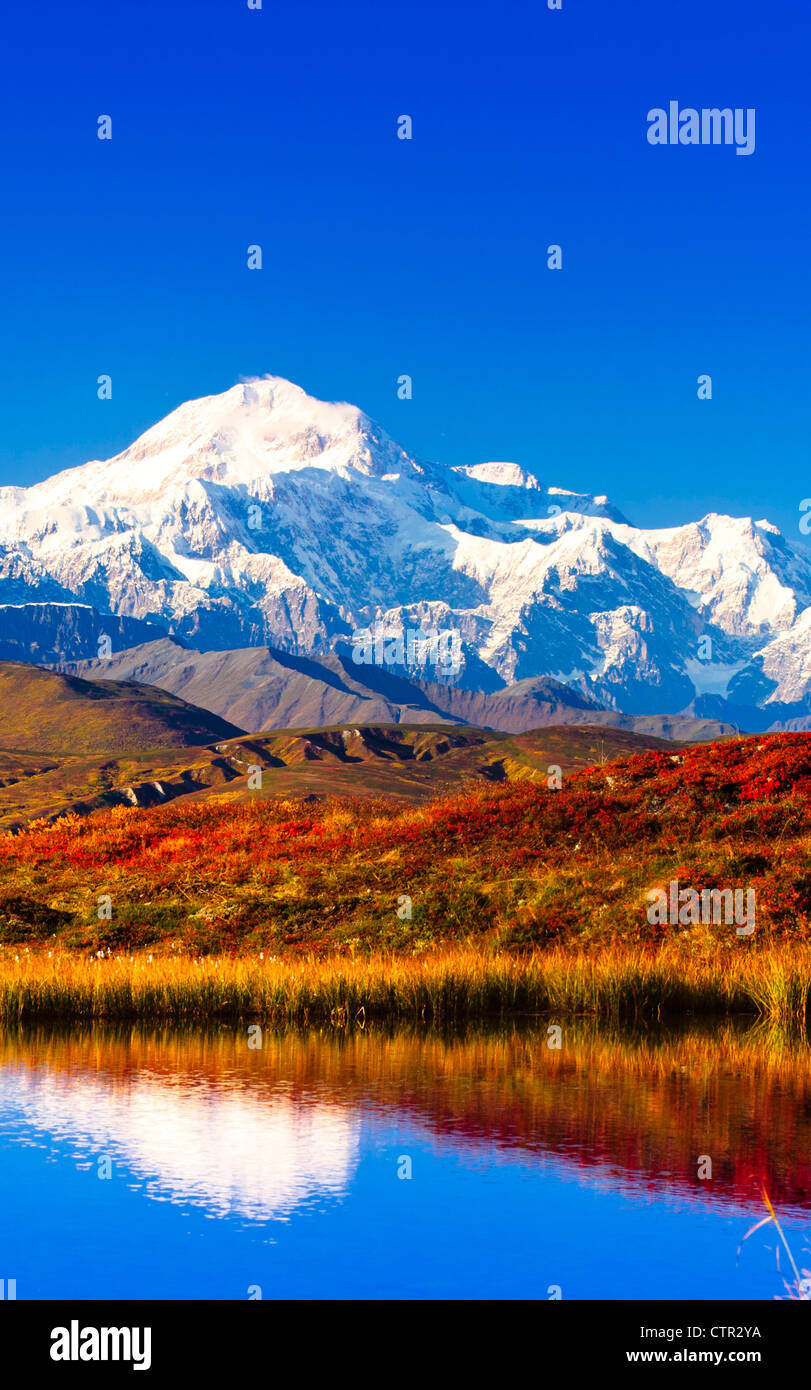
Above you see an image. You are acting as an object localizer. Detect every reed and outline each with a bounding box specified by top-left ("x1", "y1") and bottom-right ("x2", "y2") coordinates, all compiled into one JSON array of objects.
[{"x1": 0, "y1": 942, "x2": 808, "y2": 1026}]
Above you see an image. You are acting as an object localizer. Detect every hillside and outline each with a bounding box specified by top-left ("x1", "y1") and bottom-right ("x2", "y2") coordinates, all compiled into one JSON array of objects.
[
  {"x1": 0, "y1": 662, "x2": 242, "y2": 755},
  {"x1": 0, "y1": 730, "x2": 806, "y2": 954},
  {"x1": 0, "y1": 721, "x2": 677, "y2": 829},
  {"x1": 64, "y1": 638, "x2": 736, "y2": 741},
  {"x1": 65, "y1": 639, "x2": 459, "y2": 731}
]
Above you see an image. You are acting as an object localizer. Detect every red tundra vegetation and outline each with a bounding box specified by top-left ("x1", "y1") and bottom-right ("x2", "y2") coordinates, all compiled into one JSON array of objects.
[{"x1": 0, "y1": 733, "x2": 810, "y2": 1023}]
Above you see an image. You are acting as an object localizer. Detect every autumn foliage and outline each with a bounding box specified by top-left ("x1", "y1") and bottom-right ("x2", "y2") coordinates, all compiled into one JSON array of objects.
[{"x1": 2, "y1": 732, "x2": 811, "y2": 955}]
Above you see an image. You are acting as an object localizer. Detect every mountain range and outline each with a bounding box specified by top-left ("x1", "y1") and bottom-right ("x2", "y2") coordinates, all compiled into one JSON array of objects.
[
  {"x1": 0, "y1": 661, "x2": 682, "y2": 829},
  {"x1": 64, "y1": 637, "x2": 734, "y2": 742},
  {"x1": 2, "y1": 374, "x2": 810, "y2": 730}
]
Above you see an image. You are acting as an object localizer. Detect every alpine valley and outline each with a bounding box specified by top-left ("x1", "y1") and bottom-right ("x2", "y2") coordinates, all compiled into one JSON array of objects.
[{"x1": 1, "y1": 374, "x2": 810, "y2": 733}]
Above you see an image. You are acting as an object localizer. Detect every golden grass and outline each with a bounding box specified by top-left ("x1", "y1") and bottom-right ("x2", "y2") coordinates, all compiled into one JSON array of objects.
[{"x1": 0, "y1": 941, "x2": 809, "y2": 1026}]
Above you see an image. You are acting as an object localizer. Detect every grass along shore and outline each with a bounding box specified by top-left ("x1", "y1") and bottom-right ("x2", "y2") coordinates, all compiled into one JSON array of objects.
[
  {"x1": 3, "y1": 733, "x2": 811, "y2": 1026},
  {"x1": 0, "y1": 942, "x2": 809, "y2": 1027}
]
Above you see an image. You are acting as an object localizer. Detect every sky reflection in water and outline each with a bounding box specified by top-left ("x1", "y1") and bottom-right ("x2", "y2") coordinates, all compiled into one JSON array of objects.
[{"x1": 0, "y1": 1021, "x2": 809, "y2": 1300}]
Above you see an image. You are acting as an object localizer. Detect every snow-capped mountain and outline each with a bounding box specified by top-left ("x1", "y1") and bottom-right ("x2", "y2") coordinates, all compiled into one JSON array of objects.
[{"x1": 1, "y1": 374, "x2": 810, "y2": 720}]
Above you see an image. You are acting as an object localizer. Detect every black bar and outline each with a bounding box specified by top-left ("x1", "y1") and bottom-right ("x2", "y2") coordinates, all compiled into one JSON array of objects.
[{"x1": 0, "y1": 1299, "x2": 802, "y2": 1379}]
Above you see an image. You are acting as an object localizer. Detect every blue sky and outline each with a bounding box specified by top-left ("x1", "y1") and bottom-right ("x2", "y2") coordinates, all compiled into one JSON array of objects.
[{"x1": 0, "y1": 0, "x2": 808, "y2": 537}]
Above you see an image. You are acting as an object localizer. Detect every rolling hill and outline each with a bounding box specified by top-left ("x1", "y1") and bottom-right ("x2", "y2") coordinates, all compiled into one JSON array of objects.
[
  {"x1": 0, "y1": 662, "x2": 242, "y2": 755},
  {"x1": 64, "y1": 637, "x2": 736, "y2": 742},
  {"x1": 0, "y1": 712, "x2": 683, "y2": 829},
  {"x1": 0, "y1": 729, "x2": 806, "y2": 956}
]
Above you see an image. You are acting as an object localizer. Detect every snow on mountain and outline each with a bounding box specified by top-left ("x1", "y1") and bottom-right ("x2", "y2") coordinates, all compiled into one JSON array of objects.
[
  {"x1": 446, "y1": 461, "x2": 627, "y2": 525},
  {"x1": 623, "y1": 515, "x2": 811, "y2": 637},
  {"x1": 725, "y1": 608, "x2": 811, "y2": 721},
  {"x1": 1, "y1": 374, "x2": 810, "y2": 716}
]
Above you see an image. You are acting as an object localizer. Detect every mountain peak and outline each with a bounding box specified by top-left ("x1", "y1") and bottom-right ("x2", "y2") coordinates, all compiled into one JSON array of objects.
[
  {"x1": 23, "y1": 376, "x2": 417, "y2": 508},
  {"x1": 1, "y1": 376, "x2": 808, "y2": 723},
  {"x1": 454, "y1": 461, "x2": 543, "y2": 490}
]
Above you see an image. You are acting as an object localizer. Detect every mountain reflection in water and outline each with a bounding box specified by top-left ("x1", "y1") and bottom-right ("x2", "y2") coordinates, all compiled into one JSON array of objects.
[{"x1": 0, "y1": 1020, "x2": 809, "y2": 1299}]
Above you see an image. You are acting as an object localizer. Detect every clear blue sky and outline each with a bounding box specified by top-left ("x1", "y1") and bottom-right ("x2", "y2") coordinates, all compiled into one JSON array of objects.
[{"x1": 0, "y1": 0, "x2": 808, "y2": 537}]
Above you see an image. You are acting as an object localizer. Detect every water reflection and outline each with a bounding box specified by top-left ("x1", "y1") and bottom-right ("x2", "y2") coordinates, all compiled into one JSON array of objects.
[
  {"x1": 2, "y1": 1019, "x2": 810, "y2": 1224},
  {"x1": 1, "y1": 1061, "x2": 359, "y2": 1221}
]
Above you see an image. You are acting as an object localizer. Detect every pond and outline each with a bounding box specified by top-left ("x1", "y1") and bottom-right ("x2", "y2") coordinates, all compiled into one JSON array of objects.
[{"x1": 0, "y1": 1020, "x2": 808, "y2": 1300}]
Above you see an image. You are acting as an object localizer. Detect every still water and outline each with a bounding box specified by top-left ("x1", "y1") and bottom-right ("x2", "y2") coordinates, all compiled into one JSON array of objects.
[{"x1": 0, "y1": 1021, "x2": 809, "y2": 1300}]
